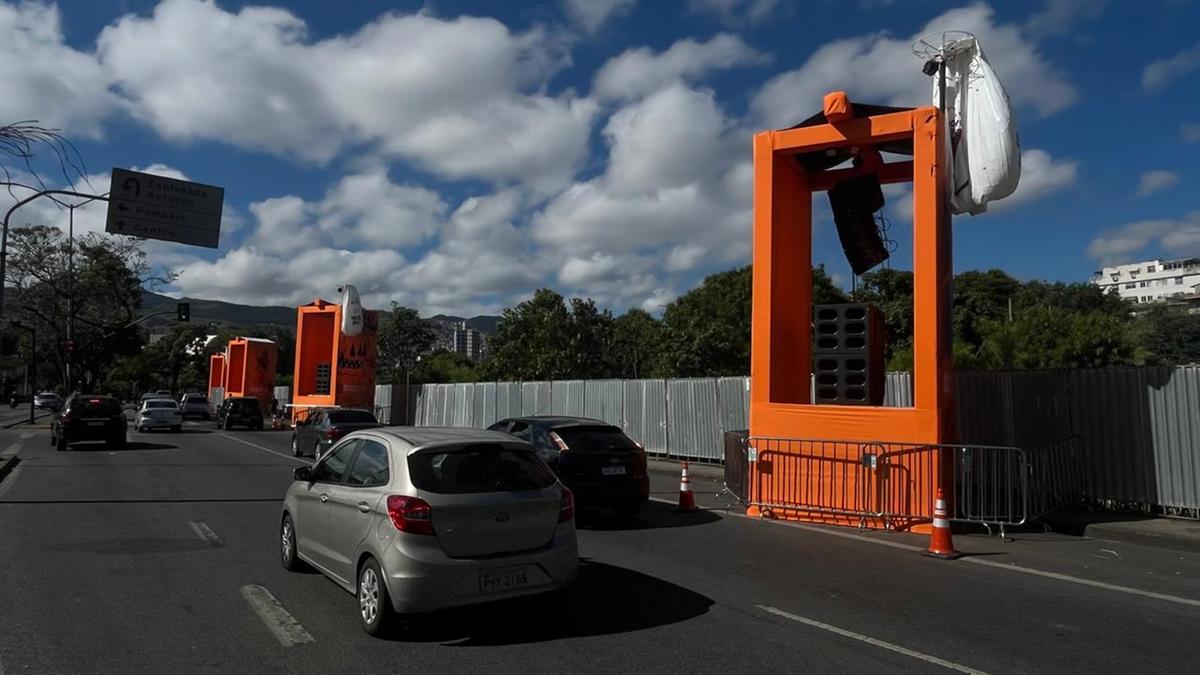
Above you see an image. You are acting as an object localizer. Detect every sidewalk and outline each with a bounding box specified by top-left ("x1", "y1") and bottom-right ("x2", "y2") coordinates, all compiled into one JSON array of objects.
[{"x1": 647, "y1": 457, "x2": 1200, "y2": 553}]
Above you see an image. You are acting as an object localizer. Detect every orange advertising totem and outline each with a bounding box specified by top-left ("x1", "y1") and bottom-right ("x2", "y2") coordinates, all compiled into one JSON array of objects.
[
  {"x1": 208, "y1": 352, "x2": 226, "y2": 398},
  {"x1": 748, "y1": 92, "x2": 954, "y2": 529},
  {"x1": 291, "y1": 299, "x2": 379, "y2": 423},
  {"x1": 224, "y1": 337, "x2": 278, "y2": 412}
]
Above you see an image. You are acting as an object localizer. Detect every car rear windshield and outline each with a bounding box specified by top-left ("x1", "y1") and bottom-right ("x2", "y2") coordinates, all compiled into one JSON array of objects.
[
  {"x1": 146, "y1": 400, "x2": 178, "y2": 409},
  {"x1": 553, "y1": 425, "x2": 639, "y2": 452},
  {"x1": 73, "y1": 398, "x2": 122, "y2": 415},
  {"x1": 231, "y1": 399, "x2": 261, "y2": 411},
  {"x1": 328, "y1": 410, "x2": 377, "y2": 424},
  {"x1": 408, "y1": 443, "x2": 557, "y2": 494},
  {"x1": 185, "y1": 396, "x2": 207, "y2": 404}
]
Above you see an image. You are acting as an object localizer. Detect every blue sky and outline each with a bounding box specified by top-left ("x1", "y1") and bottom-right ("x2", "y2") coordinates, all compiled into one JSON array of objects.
[{"x1": 3, "y1": 0, "x2": 1198, "y2": 315}]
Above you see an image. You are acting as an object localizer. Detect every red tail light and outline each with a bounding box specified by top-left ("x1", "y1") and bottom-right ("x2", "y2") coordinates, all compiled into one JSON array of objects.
[
  {"x1": 632, "y1": 453, "x2": 647, "y2": 479},
  {"x1": 324, "y1": 428, "x2": 339, "y2": 440},
  {"x1": 558, "y1": 487, "x2": 575, "y2": 523},
  {"x1": 386, "y1": 495, "x2": 434, "y2": 535},
  {"x1": 549, "y1": 431, "x2": 570, "y2": 453}
]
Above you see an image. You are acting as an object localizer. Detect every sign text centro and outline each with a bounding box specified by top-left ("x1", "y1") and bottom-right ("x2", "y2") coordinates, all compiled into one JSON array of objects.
[{"x1": 104, "y1": 167, "x2": 225, "y2": 249}]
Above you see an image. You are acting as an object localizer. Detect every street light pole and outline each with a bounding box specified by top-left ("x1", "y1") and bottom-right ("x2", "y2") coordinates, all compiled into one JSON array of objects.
[
  {"x1": 67, "y1": 203, "x2": 75, "y2": 393},
  {"x1": 10, "y1": 321, "x2": 36, "y2": 424}
]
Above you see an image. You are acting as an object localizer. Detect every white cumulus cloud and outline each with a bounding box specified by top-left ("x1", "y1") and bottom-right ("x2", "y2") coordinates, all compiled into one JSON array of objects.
[
  {"x1": 1142, "y1": 42, "x2": 1200, "y2": 92},
  {"x1": 563, "y1": 0, "x2": 636, "y2": 33},
  {"x1": 594, "y1": 34, "x2": 769, "y2": 101},
  {"x1": 1087, "y1": 212, "x2": 1200, "y2": 263},
  {"x1": 1135, "y1": 170, "x2": 1180, "y2": 198}
]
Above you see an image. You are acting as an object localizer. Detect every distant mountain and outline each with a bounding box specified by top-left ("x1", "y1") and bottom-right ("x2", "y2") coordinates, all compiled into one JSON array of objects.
[
  {"x1": 426, "y1": 314, "x2": 501, "y2": 334},
  {"x1": 141, "y1": 290, "x2": 296, "y2": 328}
]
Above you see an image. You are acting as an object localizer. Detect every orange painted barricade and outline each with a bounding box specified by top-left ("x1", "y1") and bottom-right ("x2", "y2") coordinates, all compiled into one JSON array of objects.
[
  {"x1": 208, "y1": 352, "x2": 226, "y2": 399},
  {"x1": 748, "y1": 93, "x2": 955, "y2": 529}
]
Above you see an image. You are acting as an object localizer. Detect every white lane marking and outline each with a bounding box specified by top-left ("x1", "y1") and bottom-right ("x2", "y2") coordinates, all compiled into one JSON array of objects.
[
  {"x1": 188, "y1": 520, "x2": 222, "y2": 545},
  {"x1": 218, "y1": 433, "x2": 307, "y2": 465},
  {"x1": 962, "y1": 556, "x2": 1200, "y2": 609},
  {"x1": 19, "y1": 432, "x2": 32, "y2": 440},
  {"x1": 241, "y1": 584, "x2": 315, "y2": 647},
  {"x1": 0, "y1": 463, "x2": 24, "y2": 500},
  {"x1": 738, "y1": 514, "x2": 1200, "y2": 608},
  {"x1": 3, "y1": 443, "x2": 19, "y2": 455},
  {"x1": 759, "y1": 605, "x2": 988, "y2": 674}
]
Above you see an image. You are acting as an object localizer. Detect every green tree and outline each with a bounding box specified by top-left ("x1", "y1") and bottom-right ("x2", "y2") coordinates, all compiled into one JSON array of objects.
[
  {"x1": 5, "y1": 226, "x2": 166, "y2": 393},
  {"x1": 564, "y1": 298, "x2": 614, "y2": 379},
  {"x1": 660, "y1": 266, "x2": 751, "y2": 377},
  {"x1": 487, "y1": 289, "x2": 572, "y2": 380},
  {"x1": 376, "y1": 303, "x2": 435, "y2": 384},
  {"x1": 608, "y1": 309, "x2": 664, "y2": 379},
  {"x1": 1133, "y1": 304, "x2": 1200, "y2": 365},
  {"x1": 813, "y1": 265, "x2": 850, "y2": 304},
  {"x1": 952, "y1": 269, "x2": 1022, "y2": 348},
  {"x1": 412, "y1": 349, "x2": 480, "y2": 384},
  {"x1": 976, "y1": 307, "x2": 1143, "y2": 369}
]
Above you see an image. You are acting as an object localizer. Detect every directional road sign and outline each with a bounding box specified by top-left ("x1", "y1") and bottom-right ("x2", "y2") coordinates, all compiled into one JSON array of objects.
[{"x1": 105, "y1": 168, "x2": 225, "y2": 249}]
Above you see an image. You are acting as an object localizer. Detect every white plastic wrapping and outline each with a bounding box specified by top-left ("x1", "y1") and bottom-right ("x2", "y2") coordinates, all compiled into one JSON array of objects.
[
  {"x1": 933, "y1": 37, "x2": 1021, "y2": 215},
  {"x1": 339, "y1": 283, "x2": 364, "y2": 336}
]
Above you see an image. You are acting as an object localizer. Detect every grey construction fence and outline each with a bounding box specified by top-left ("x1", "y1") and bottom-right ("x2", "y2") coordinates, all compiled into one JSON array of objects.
[{"x1": 378, "y1": 366, "x2": 1200, "y2": 516}]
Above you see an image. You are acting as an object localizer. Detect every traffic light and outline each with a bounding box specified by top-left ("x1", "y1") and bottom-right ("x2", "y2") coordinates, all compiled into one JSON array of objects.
[
  {"x1": 177, "y1": 302, "x2": 190, "y2": 322},
  {"x1": 65, "y1": 339, "x2": 75, "y2": 352}
]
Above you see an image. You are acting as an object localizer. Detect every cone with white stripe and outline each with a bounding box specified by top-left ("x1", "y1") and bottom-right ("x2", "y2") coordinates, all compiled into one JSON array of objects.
[
  {"x1": 922, "y1": 488, "x2": 961, "y2": 559},
  {"x1": 678, "y1": 462, "x2": 697, "y2": 512}
]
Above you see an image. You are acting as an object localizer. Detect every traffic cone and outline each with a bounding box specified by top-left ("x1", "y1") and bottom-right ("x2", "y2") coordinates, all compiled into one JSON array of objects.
[
  {"x1": 922, "y1": 488, "x2": 961, "y2": 560},
  {"x1": 678, "y1": 462, "x2": 697, "y2": 512}
]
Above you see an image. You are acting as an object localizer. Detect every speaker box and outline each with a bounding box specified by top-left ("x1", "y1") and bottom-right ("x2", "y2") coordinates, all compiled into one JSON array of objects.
[{"x1": 813, "y1": 303, "x2": 886, "y2": 406}]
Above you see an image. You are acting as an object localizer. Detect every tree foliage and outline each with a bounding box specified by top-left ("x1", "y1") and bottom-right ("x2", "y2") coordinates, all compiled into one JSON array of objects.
[
  {"x1": 4, "y1": 226, "x2": 170, "y2": 393},
  {"x1": 659, "y1": 267, "x2": 752, "y2": 377},
  {"x1": 376, "y1": 303, "x2": 435, "y2": 385},
  {"x1": 608, "y1": 309, "x2": 663, "y2": 379}
]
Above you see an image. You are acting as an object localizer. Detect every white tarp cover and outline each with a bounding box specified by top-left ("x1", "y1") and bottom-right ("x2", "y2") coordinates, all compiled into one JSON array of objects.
[
  {"x1": 339, "y1": 284, "x2": 364, "y2": 336},
  {"x1": 933, "y1": 36, "x2": 1021, "y2": 215}
]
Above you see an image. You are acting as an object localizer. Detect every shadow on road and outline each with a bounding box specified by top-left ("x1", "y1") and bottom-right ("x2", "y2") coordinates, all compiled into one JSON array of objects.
[
  {"x1": 576, "y1": 500, "x2": 721, "y2": 531},
  {"x1": 64, "y1": 441, "x2": 179, "y2": 452},
  {"x1": 386, "y1": 560, "x2": 713, "y2": 645}
]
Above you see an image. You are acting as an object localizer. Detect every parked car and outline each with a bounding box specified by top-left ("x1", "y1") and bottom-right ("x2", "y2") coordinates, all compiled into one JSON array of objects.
[
  {"x1": 179, "y1": 393, "x2": 210, "y2": 419},
  {"x1": 50, "y1": 395, "x2": 127, "y2": 451},
  {"x1": 34, "y1": 392, "x2": 61, "y2": 412},
  {"x1": 216, "y1": 396, "x2": 263, "y2": 430},
  {"x1": 488, "y1": 416, "x2": 649, "y2": 520},
  {"x1": 155, "y1": 389, "x2": 173, "y2": 398},
  {"x1": 140, "y1": 392, "x2": 168, "y2": 404},
  {"x1": 136, "y1": 398, "x2": 183, "y2": 433},
  {"x1": 280, "y1": 427, "x2": 578, "y2": 636},
  {"x1": 291, "y1": 408, "x2": 382, "y2": 459}
]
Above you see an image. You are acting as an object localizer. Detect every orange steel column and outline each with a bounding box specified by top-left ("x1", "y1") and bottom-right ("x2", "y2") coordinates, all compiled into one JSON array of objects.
[{"x1": 748, "y1": 97, "x2": 953, "y2": 528}]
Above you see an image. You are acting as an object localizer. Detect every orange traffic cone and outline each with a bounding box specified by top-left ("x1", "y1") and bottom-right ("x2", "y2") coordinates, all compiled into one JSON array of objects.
[
  {"x1": 922, "y1": 488, "x2": 961, "y2": 560},
  {"x1": 678, "y1": 462, "x2": 697, "y2": 512}
]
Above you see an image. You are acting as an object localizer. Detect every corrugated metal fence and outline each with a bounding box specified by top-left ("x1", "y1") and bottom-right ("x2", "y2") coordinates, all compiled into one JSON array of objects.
[{"x1": 385, "y1": 366, "x2": 1200, "y2": 514}]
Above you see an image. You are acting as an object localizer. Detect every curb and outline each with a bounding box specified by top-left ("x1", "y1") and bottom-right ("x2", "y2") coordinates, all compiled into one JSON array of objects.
[
  {"x1": 0, "y1": 452, "x2": 19, "y2": 485},
  {"x1": 3, "y1": 413, "x2": 49, "y2": 429}
]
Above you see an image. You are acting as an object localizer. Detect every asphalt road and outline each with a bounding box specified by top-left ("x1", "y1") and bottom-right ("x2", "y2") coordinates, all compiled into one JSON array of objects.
[{"x1": 2, "y1": 421, "x2": 1199, "y2": 674}]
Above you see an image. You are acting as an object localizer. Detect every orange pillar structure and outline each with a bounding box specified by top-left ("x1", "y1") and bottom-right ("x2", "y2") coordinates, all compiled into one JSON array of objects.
[
  {"x1": 208, "y1": 353, "x2": 226, "y2": 398},
  {"x1": 224, "y1": 337, "x2": 278, "y2": 412},
  {"x1": 748, "y1": 93, "x2": 954, "y2": 529},
  {"x1": 291, "y1": 299, "x2": 379, "y2": 423}
]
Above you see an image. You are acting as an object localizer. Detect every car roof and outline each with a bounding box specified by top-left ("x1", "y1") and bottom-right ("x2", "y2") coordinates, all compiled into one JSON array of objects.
[
  {"x1": 369, "y1": 426, "x2": 526, "y2": 452},
  {"x1": 503, "y1": 415, "x2": 614, "y2": 429}
]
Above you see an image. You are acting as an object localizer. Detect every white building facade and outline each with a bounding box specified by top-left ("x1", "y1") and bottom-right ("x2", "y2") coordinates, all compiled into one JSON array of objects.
[{"x1": 1092, "y1": 258, "x2": 1200, "y2": 304}]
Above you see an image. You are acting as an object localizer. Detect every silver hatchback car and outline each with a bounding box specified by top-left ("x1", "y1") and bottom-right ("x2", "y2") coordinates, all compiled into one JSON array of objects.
[{"x1": 280, "y1": 427, "x2": 579, "y2": 635}]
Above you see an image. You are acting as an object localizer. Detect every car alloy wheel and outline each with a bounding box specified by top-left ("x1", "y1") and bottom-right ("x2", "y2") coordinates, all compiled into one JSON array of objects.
[
  {"x1": 291, "y1": 437, "x2": 301, "y2": 457},
  {"x1": 359, "y1": 566, "x2": 380, "y2": 626}
]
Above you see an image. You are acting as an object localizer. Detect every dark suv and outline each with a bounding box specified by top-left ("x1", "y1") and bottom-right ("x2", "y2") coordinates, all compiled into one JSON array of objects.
[
  {"x1": 50, "y1": 395, "x2": 127, "y2": 451},
  {"x1": 488, "y1": 416, "x2": 649, "y2": 519},
  {"x1": 216, "y1": 397, "x2": 264, "y2": 430}
]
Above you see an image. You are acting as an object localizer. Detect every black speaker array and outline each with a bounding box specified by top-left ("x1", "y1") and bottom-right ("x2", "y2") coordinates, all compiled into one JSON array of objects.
[{"x1": 813, "y1": 303, "x2": 885, "y2": 406}]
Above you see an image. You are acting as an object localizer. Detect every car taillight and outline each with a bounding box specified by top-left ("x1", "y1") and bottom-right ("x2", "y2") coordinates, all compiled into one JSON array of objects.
[
  {"x1": 632, "y1": 453, "x2": 647, "y2": 479},
  {"x1": 558, "y1": 487, "x2": 575, "y2": 523},
  {"x1": 549, "y1": 431, "x2": 570, "y2": 453},
  {"x1": 386, "y1": 495, "x2": 434, "y2": 535}
]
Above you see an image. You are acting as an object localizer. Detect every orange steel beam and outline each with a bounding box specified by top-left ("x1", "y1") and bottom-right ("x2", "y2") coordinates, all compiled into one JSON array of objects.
[{"x1": 770, "y1": 110, "x2": 916, "y2": 154}]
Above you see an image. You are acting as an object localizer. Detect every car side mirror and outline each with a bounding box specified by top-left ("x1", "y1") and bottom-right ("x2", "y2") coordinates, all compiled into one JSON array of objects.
[{"x1": 293, "y1": 466, "x2": 312, "y2": 482}]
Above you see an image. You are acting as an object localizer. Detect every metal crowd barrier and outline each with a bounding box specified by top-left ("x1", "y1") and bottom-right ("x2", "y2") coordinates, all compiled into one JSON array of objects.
[{"x1": 746, "y1": 437, "x2": 1081, "y2": 535}]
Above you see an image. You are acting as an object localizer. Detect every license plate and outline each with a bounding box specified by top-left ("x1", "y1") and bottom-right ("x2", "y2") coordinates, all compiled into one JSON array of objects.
[
  {"x1": 86, "y1": 420, "x2": 105, "y2": 427},
  {"x1": 602, "y1": 466, "x2": 626, "y2": 476},
  {"x1": 479, "y1": 566, "x2": 530, "y2": 594}
]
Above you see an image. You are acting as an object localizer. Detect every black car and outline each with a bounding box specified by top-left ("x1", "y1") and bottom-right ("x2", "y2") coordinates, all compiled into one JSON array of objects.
[
  {"x1": 216, "y1": 397, "x2": 264, "y2": 430},
  {"x1": 488, "y1": 416, "x2": 649, "y2": 519},
  {"x1": 290, "y1": 408, "x2": 381, "y2": 458},
  {"x1": 50, "y1": 395, "x2": 127, "y2": 451}
]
